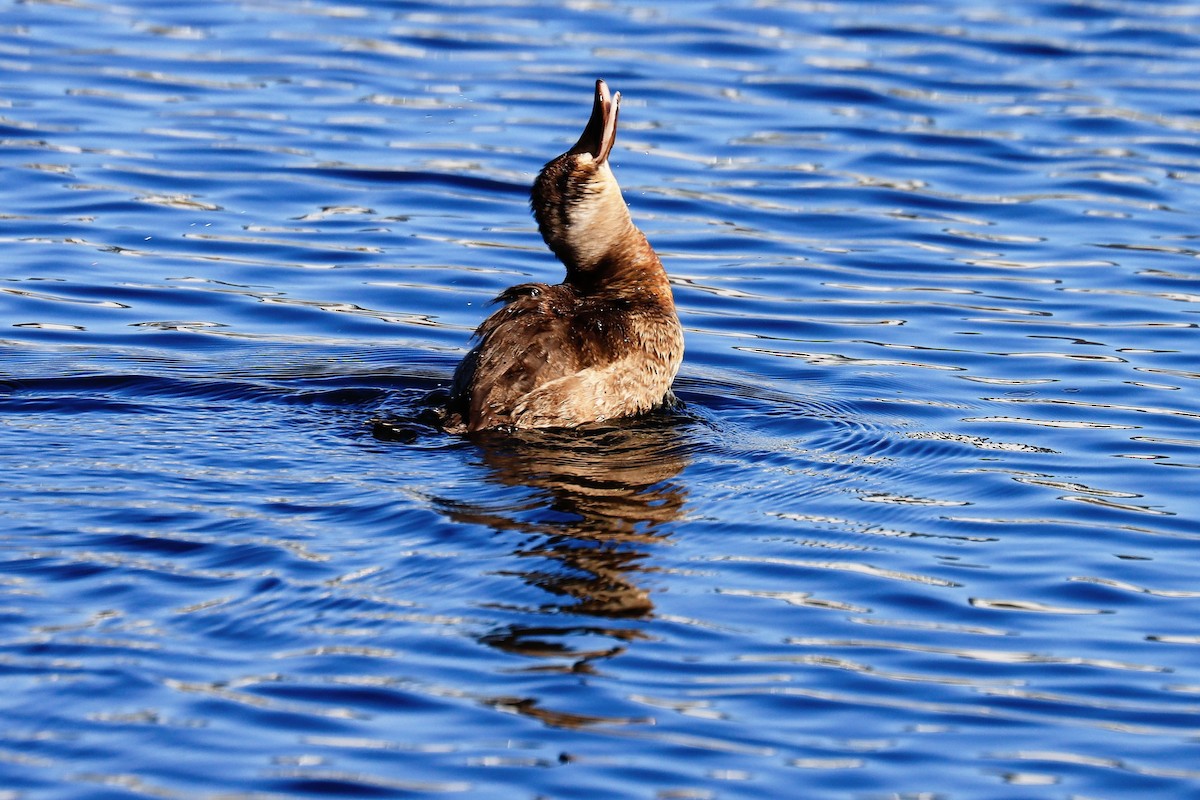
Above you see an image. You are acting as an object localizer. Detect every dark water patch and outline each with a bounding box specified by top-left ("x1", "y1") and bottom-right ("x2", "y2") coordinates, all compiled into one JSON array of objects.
[{"x1": 306, "y1": 166, "x2": 526, "y2": 196}]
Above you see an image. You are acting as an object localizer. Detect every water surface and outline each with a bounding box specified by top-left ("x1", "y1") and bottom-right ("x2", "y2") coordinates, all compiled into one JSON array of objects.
[{"x1": 3, "y1": 1, "x2": 1200, "y2": 797}]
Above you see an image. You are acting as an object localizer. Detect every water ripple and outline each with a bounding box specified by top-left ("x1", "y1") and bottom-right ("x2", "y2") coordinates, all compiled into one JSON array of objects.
[{"x1": 4, "y1": 0, "x2": 1200, "y2": 797}]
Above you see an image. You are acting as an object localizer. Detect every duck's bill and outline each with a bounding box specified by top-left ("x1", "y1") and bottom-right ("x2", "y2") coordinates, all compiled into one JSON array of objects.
[{"x1": 569, "y1": 78, "x2": 620, "y2": 164}]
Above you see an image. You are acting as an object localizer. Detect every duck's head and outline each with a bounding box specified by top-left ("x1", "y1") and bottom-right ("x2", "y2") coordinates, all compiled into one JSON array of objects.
[{"x1": 531, "y1": 79, "x2": 636, "y2": 275}]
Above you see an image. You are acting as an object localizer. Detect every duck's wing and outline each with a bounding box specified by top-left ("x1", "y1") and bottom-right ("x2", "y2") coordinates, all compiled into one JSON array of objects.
[{"x1": 453, "y1": 284, "x2": 583, "y2": 431}]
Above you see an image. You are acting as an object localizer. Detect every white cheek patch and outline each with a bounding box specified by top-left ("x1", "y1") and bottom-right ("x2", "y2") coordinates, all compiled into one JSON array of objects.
[{"x1": 567, "y1": 166, "x2": 629, "y2": 267}]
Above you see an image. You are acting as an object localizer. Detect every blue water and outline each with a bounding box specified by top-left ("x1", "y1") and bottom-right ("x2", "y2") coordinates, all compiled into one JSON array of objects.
[{"x1": 3, "y1": 1, "x2": 1200, "y2": 797}]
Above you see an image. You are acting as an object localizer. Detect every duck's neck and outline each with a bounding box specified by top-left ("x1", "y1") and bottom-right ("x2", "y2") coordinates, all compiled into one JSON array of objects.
[{"x1": 565, "y1": 227, "x2": 672, "y2": 303}]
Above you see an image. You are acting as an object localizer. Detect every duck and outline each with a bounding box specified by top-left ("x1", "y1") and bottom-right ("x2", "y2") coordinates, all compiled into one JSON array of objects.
[{"x1": 445, "y1": 79, "x2": 683, "y2": 433}]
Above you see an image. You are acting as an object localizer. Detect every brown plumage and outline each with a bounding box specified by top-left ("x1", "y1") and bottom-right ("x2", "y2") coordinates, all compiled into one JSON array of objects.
[{"x1": 446, "y1": 79, "x2": 683, "y2": 433}]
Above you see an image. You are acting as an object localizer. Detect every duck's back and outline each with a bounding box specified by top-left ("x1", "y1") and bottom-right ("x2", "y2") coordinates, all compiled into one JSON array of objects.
[
  {"x1": 450, "y1": 282, "x2": 681, "y2": 433},
  {"x1": 451, "y1": 283, "x2": 580, "y2": 431}
]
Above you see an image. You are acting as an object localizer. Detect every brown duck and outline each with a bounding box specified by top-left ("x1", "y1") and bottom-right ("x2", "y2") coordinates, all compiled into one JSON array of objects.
[{"x1": 447, "y1": 79, "x2": 683, "y2": 433}]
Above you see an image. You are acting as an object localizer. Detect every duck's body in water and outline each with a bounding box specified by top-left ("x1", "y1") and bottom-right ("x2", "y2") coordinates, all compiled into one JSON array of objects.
[{"x1": 444, "y1": 79, "x2": 683, "y2": 434}]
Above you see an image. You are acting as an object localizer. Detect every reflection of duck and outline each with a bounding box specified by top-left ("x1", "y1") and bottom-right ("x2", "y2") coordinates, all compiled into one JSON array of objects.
[
  {"x1": 480, "y1": 424, "x2": 687, "y2": 613},
  {"x1": 446, "y1": 80, "x2": 683, "y2": 434},
  {"x1": 431, "y1": 419, "x2": 689, "y2": 681}
]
